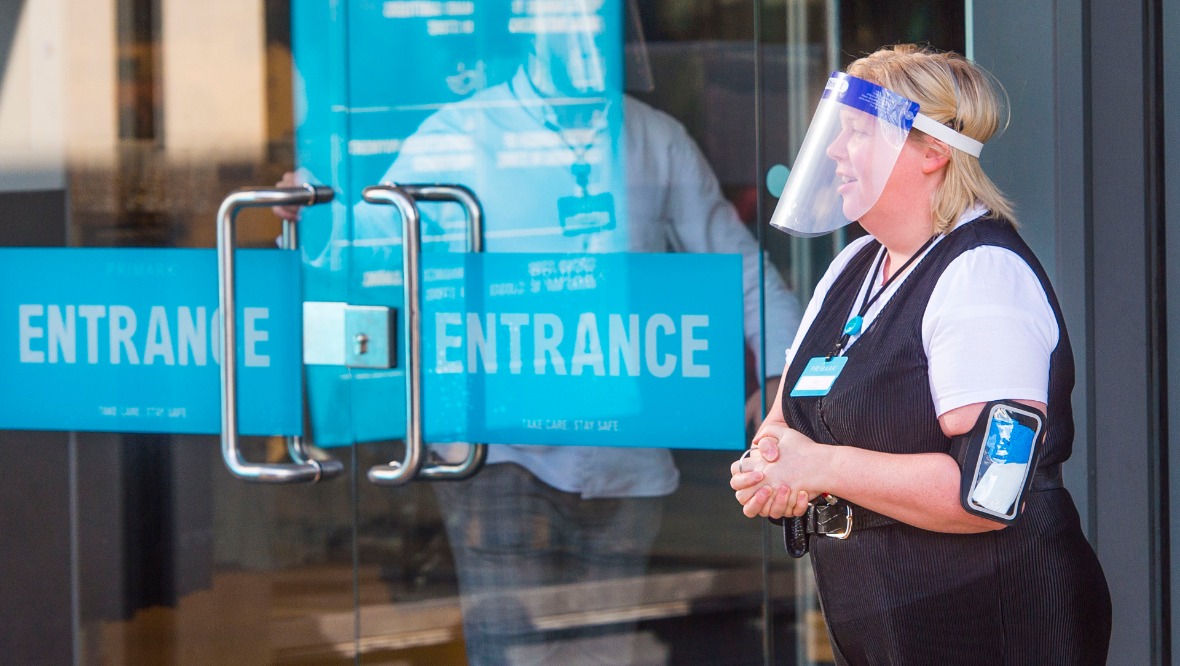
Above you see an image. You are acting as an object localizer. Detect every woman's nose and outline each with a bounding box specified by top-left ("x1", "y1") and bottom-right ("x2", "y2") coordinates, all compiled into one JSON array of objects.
[{"x1": 826, "y1": 133, "x2": 848, "y2": 161}]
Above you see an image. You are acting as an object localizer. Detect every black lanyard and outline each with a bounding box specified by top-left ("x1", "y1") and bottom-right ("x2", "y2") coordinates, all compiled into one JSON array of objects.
[
  {"x1": 510, "y1": 75, "x2": 607, "y2": 194},
  {"x1": 827, "y1": 236, "x2": 937, "y2": 359}
]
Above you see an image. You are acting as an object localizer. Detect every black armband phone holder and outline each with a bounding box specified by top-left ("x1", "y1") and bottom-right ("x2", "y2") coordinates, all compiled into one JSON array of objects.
[{"x1": 948, "y1": 400, "x2": 1046, "y2": 525}]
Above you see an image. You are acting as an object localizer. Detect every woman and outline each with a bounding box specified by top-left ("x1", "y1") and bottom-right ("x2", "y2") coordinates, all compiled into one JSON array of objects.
[{"x1": 732, "y1": 45, "x2": 1111, "y2": 663}]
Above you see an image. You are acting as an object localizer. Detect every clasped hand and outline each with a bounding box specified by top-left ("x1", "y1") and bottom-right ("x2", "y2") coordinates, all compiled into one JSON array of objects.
[{"x1": 729, "y1": 424, "x2": 829, "y2": 519}]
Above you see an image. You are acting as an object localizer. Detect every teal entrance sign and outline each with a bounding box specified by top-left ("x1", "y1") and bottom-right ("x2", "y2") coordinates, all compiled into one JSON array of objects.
[
  {"x1": 0, "y1": 248, "x2": 303, "y2": 435},
  {"x1": 2, "y1": 248, "x2": 747, "y2": 450},
  {"x1": 309, "y1": 252, "x2": 747, "y2": 450}
]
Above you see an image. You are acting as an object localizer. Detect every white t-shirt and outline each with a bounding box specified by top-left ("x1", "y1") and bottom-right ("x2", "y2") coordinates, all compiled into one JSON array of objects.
[{"x1": 782, "y1": 209, "x2": 1059, "y2": 417}]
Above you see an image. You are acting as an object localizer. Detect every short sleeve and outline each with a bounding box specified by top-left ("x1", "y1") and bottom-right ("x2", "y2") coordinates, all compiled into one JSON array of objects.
[{"x1": 922, "y1": 247, "x2": 1060, "y2": 416}]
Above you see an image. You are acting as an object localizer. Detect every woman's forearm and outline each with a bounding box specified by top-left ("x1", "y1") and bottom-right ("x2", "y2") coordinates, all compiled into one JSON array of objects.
[
  {"x1": 823, "y1": 445, "x2": 1003, "y2": 533},
  {"x1": 745, "y1": 367, "x2": 1014, "y2": 533}
]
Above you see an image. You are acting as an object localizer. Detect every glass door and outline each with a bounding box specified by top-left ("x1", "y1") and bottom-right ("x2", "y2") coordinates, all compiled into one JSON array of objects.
[
  {"x1": 1, "y1": 1, "x2": 362, "y2": 663},
  {"x1": 0, "y1": 1, "x2": 967, "y2": 663},
  {"x1": 287, "y1": 1, "x2": 806, "y2": 663}
]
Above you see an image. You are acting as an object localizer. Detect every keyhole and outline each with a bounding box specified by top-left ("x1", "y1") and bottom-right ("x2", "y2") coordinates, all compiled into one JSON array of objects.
[{"x1": 355, "y1": 333, "x2": 369, "y2": 355}]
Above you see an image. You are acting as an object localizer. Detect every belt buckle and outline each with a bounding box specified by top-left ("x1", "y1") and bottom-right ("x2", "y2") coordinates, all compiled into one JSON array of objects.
[{"x1": 813, "y1": 502, "x2": 854, "y2": 539}]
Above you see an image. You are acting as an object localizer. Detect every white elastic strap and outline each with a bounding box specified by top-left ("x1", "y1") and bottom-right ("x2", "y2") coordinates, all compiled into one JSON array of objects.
[{"x1": 913, "y1": 113, "x2": 984, "y2": 157}]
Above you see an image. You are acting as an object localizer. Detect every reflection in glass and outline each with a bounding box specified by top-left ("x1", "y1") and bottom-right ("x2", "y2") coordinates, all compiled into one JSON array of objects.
[
  {"x1": 317, "y1": 1, "x2": 802, "y2": 663},
  {"x1": 0, "y1": 0, "x2": 969, "y2": 662}
]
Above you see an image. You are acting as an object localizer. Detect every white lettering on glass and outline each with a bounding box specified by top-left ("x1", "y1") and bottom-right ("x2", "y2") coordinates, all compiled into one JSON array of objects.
[
  {"x1": 78, "y1": 305, "x2": 106, "y2": 364},
  {"x1": 644, "y1": 314, "x2": 676, "y2": 378},
  {"x1": 177, "y1": 306, "x2": 206, "y2": 366},
  {"x1": 18, "y1": 305, "x2": 45, "y2": 363},
  {"x1": 48, "y1": 305, "x2": 76, "y2": 364},
  {"x1": 533, "y1": 313, "x2": 566, "y2": 375},
  {"x1": 571, "y1": 312, "x2": 605, "y2": 376},
  {"x1": 427, "y1": 311, "x2": 711, "y2": 379},
  {"x1": 680, "y1": 315, "x2": 710, "y2": 378},
  {"x1": 144, "y1": 306, "x2": 175, "y2": 366},
  {"x1": 108, "y1": 305, "x2": 139, "y2": 365},
  {"x1": 243, "y1": 308, "x2": 270, "y2": 368},
  {"x1": 467, "y1": 312, "x2": 497, "y2": 373},
  {"x1": 435, "y1": 312, "x2": 463, "y2": 374},
  {"x1": 15, "y1": 304, "x2": 274, "y2": 369}
]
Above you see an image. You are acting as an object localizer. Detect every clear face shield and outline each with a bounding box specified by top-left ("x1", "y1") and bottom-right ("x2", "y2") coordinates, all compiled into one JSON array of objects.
[{"x1": 769, "y1": 72, "x2": 984, "y2": 237}]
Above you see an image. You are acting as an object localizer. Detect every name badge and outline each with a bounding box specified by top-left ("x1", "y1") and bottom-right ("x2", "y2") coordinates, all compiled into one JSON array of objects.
[
  {"x1": 789, "y1": 356, "x2": 848, "y2": 397},
  {"x1": 558, "y1": 192, "x2": 617, "y2": 235}
]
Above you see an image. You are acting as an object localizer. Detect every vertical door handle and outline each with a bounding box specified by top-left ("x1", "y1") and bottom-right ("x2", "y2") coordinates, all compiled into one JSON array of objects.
[
  {"x1": 217, "y1": 185, "x2": 344, "y2": 483},
  {"x1": 398, "y1": 184, "x2": 487, "y2": 481},
  {"x1": 359, "y1": 185, "x2": 426, "y2": 485},
  {"x1": 361, "y1": 184, "x2": 488, "y2": 486},
  {"x1": 277, "y1": 203, "x2": 347, "y2": 481}
]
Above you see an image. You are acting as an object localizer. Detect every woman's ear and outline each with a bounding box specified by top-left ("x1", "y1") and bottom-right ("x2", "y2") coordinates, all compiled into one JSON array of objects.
[{"x1": 921, "y1": 140, "x2": 952, "y2": 174}]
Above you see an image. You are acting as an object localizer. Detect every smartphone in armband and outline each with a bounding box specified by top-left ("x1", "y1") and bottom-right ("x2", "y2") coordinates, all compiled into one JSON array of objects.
[{"x1": 954, "y1": 401, "x2": 1046, "y2": 525}]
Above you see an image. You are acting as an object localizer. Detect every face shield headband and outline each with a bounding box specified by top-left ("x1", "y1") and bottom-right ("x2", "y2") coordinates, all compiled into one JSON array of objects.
[{"x1": 769, "y1": 72, "x2": 984, "y2": 238}]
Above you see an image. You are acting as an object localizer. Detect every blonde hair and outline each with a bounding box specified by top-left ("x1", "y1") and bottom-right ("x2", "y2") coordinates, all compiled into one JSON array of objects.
[{"x1": 847, "y1": 44, "x2": 1015, "y2": 234}]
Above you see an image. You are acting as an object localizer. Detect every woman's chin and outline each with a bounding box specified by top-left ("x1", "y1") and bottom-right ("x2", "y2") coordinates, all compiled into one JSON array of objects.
[{"x1": 840, "y1": 198, "x2": 866, "y2": 223}]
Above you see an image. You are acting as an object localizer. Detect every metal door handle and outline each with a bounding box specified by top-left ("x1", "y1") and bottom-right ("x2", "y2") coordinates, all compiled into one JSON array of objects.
[
  {"x1": 278, "y1": 204, "x2": 347, "y2": 482},
  {"x1": 217, "y1": 184, "x2": 343, "y2": 483},
  {"x1": 398, "y1": 185, "x2": 487, "y2": 481},
  {"x1": 361, "y1": 184, "x2": 487, "y2": 486},
  {"x1": 358, "y1": 185, "x2": 425, "y2": 485}
]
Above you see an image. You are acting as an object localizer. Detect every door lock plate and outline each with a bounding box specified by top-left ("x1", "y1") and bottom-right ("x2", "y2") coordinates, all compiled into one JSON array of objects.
[
  {"x1": 344, "y1": 306, "x2": 396, "y2": 368},
  {"x1": 303, "y1": 302, "x2": 397, "y2": 369}
]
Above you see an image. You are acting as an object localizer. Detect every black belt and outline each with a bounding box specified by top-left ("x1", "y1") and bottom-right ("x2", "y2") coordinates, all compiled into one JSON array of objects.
[
  {"x1": 804, "y1": 500, "x2": 895, "y2": 538},
  {"x1": 782, "y1": 464, "x2": 1065, "y2": 556}
]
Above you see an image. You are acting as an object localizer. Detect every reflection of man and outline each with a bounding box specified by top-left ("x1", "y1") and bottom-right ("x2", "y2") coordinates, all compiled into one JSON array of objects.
[
  {"x1": 354, "y1": 3, "x2": 629, "y2": 254},
  {"x1": 402, "y1": 30, "x2": 800, "y2": 663},
  {"x1": 288, "y1": 3, "x2": 801, "y2": 663}
]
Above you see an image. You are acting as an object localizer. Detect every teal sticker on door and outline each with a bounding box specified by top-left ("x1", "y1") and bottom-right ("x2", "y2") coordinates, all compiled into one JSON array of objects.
[
  {"x1": 307, "y1": 252, "x2": 747, "y2": 450},
  {"x1": 0, "y1": 248, "x2": 302, "y2": 436}
]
